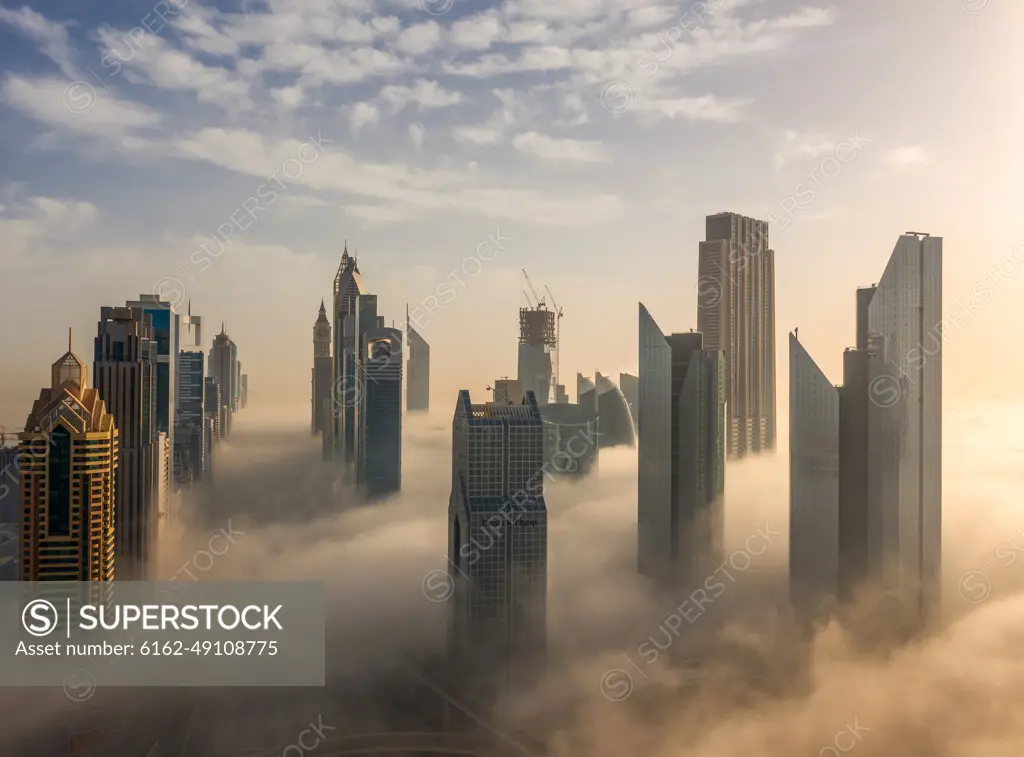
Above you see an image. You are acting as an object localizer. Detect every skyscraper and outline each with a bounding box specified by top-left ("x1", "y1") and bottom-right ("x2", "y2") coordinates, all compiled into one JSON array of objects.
[
  {"x1": 619, "y1": 372, "x2": 639, "y2": 433},
  {"x1": 448, "y1": 389, "x2": 547, "y2": 702},
  {"x1": 406, "y1": 304, "x2": 430, "y2": 413},
  {"x1": 637, "y1": 305, "x2": 726, "y2": 585},
  {"x1": 240, "y1": 374, "x2": 248, "y2": 409},
  {"x1": 204, "y1": 377, "x2": 222, "y2": 444},
  {"x1": 353, "y1": 294, "x2": 403, "y2": 496},
  {"x1": 578, "y1": 372, "x2": 636, "y2": 448},
  {"x1": 20, "y1": 339, "x2": 117, "y2": 581},
  {"x1": 125, "y1": 295, "x2": 180, "y2": 461},
  {"x1": 94, "y1": 307, "x2": 158, "y2": 580},
  {"x1": 331, "y1": 243, "x2": 365, "y2": 463},
  {"x1": 209, "y1": 325, "x2": 238, "y2": 439},
  {"x1": 177, "y1": 347, "x2": 206, "y2": 484},
  {"x1": 866, "y1": 233, "x2": 942, "y2": 621},
  {"x1": 234, "y1": 361, "x2": 242, "y2": 413},
  {"x1": 788, "y1": 331, "x2": 840, "y2": 622},
  {"x1": 312, "y1": 301, "x2": 332, "y2": 436},
  {"x1": 697, "y1": 213, "x2": 776, "y2": 458}
]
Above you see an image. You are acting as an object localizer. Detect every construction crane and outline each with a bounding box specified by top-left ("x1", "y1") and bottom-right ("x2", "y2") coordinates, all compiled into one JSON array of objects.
[
  {"x1": 545, "y1": 285, "x2": 564, "y2": 392},
  {"x1": 522, "y1": 269, "x2": 544, "y2": 309},
  {"x1": 522, "y1": 290, "x2": 535, "y2": 308}
]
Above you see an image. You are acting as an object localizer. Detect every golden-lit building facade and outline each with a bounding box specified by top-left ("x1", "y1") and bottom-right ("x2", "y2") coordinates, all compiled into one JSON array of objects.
[{"x1": 19, "y1": 342, "x2": 117, "y2": 582}]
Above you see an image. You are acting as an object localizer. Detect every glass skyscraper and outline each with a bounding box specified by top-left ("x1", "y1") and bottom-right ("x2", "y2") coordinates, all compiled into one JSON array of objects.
[
  {"x1": 448, "y1": 389, "x2": 547, "y2": 703},
  {"x1": 354, "y1": 307, "x2": 403, "y2": 498},
  {"x1": 94, "y1": 306, "x2": 158, "y2": 580},
  {"x1": 788, "y1": 331, "x2": 840, "y2": 622},
  {"x1": 867, "y1": 233, "x2": 942, "y2": 621},
  {"x1": 637, "y1": 305, "x2": 725, "y2": 585}
]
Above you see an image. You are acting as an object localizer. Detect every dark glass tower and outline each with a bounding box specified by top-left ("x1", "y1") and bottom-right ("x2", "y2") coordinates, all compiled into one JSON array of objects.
[
  {"x1": 94, "y1": 307, "x2": 158, "y2": 580},
  {"x1": 448, "y1": 390, "x2": 547, "y2": 705}
]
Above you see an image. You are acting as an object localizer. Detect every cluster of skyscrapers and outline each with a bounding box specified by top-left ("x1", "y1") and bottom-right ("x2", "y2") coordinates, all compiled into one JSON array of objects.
[
  {"x1": 310, "y1": 243, "x2": 430, "y2": 498},
  {"x1": 1, "y1": 295, "x2": 247, "y2": 582},
  {"x1": 637, "y1": 212, "x2": 777, "y2": 588},
  {"x1": 790, "y1": 233, "x2": 942, "y2": 626}
]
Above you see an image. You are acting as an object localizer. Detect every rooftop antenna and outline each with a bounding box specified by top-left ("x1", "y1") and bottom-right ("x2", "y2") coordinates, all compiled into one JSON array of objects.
[{"x1": 68, "y1": 327, "x2": 72, "y2": 352}]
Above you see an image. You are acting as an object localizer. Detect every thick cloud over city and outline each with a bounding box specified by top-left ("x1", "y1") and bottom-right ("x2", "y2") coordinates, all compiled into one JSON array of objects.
[{"x1": 3, "y1": 403, "x2": 1024, "y2": 756}]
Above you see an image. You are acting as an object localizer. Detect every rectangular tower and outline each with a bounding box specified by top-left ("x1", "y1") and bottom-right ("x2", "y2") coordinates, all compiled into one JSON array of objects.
[
  {"x1": 697, "y1": 213, "x2": 776, "y2": 458},
  {"x1": 125, "y1": 295, "x2": 180, "y2": 459},
  {"x1": 406, "y1": 307, "x2": 430, "y2": 413},
  {"x1": 788, "y1": 332, "x2": 840, "y2": 622},
  {"x1": 638, "y1": 305, "x2": 726, "y2": 585},
  {"x1": 448, "y1": 390, "x2": 547, "y2": 703},
  {"x1": 177, "y1": 347, "x2": 206, "y2": 485},
  {"x1": 94, "y1": 307, "x2": 158, "y2": 581},
  {"x1": 331, "y1": 246, "x2": 364, "y2": 463},
  {"x1": 356, "y1": 323, "x2": 403, "y2": 498},
  {"x1": 866, "y1": 233, "x2": 942, "y2": 622}
]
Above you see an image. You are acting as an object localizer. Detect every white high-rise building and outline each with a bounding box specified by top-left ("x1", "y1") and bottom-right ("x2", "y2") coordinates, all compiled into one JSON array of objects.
[{"x1": 866, "y1": 233, "x2": 942, "y2": 621}]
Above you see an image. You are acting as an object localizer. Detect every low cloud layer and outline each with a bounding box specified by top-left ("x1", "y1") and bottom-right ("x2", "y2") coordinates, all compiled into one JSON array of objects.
[{"x1": 2, "y1": 402, "x2": 1022, "y2": 757}]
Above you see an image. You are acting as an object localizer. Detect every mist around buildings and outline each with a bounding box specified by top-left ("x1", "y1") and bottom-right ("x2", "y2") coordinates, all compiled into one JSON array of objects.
[{"x1": 1, "y1": 397, "x2": 1023, "y2": 756}]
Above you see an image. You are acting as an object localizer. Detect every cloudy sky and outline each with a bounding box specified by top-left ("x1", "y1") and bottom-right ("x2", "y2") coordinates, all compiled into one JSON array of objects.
[{"x1": 0, "y1": 0, "x2": 1020, "y2": 427}]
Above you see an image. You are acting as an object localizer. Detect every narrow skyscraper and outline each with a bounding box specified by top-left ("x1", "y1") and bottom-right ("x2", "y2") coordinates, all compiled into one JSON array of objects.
[
  {"x1": 330, "y1": 243, "x2": 365, "y2": 463},
  {"x1": 866, "y1": 233, "x2": 942, "y2": 621},
  {"x1": 788, "y1": 331, "x2": 840, "y2": 623},
  {"x1": 94, "y1": 307, "x2": 159, "y2": 580},
  {"x1": 353, "y1": 294, "x2": 402, "y2": 496},
  {"x1": 177, "y1": 346, "x2": 206, "y2": 485},
  {"x1": 125, "y1": 295, "x2": 180, "y2": 463},
  {"x1": 312, "y1": 300, "x2": 332, "y2": 435},
  {"x1": 406, "y1": 304, "x2": 430, "y2": 413},
  {"x1": 638, "y1": 305, "x2": 725, "y2": 585},
  {"x1": 697, "y1": 213, "x2": 776, "y2": 458},
  {"x1": 20, "y1": 339, "x2": 117, "y2": 581},
  {"x1": 209, "y1": 325, "x2": 238, "y2": 439},
  {"x1": 448, "y1": 389, "x2": 547, "y2": 703}
]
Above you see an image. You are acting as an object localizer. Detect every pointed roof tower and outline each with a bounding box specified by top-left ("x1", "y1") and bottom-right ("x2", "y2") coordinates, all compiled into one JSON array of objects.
[
  {"x1": 51, "y1": 327, "x2": 86, "y2": 389},
  {"x1": 316, "y1": 299, "x2": 329, "y2": 324}
]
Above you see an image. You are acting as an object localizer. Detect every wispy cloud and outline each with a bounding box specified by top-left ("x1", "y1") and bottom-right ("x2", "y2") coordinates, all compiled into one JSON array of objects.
[
  {"x1": 884, "y1": 145, "x2": 931, "y2": 171},
  {"x1": 512, "y1": 131, "x2": 609, "y2": 164}
]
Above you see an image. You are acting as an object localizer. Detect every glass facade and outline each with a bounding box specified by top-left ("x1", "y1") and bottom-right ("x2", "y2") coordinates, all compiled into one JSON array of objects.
[
  {"x1": 788, "y1": 333, "x2": 840, "y2": 622},
  {"x1": 448, "y1": 390, "x2": 547, "y2": 703},
  {"x1": 866, "y1": 234, "x2": 942, "y2": 620},
  {"x1": 638, "y1": 305, "x2": 725, "y2": 585}
]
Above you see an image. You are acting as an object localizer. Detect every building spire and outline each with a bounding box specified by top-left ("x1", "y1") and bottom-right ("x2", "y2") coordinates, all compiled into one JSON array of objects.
[{"x1": 68, "y1": 326, "x2": 71, "y2": 352}]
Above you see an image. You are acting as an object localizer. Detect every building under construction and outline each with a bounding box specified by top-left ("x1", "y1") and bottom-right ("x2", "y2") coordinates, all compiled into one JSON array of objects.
[{"x1": 518, "y1": 270, "x2": 562, "y2": 407}]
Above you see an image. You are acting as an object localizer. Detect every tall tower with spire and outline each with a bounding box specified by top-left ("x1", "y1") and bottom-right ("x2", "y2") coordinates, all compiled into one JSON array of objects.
[
  {"x1": 209, "y1": 324, "x2": 238, "y2": 439},
  {"x1": 329, "y1": 241, "x2": 365, "y2": 463},
  {"x1": 312, "y1": 300, "x2": 332, "y2": 436}
]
